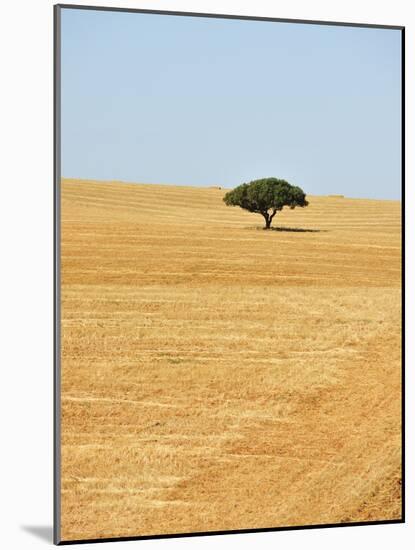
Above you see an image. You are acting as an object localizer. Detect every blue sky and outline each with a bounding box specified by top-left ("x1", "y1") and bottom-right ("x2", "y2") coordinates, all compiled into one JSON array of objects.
[{"x1": 61, "y1": 8, "x2": 402, "y2": 199}]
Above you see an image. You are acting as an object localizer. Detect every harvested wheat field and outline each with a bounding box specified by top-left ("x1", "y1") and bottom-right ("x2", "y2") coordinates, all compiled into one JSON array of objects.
[{"x1": 60, "y1": 178, "x2": 402, "y2": 541}]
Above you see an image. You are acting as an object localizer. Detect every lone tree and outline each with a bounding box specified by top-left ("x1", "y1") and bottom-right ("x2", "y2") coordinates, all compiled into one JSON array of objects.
[{"x1": 223, "y1": 178, "x2": 308, "y2": 229}]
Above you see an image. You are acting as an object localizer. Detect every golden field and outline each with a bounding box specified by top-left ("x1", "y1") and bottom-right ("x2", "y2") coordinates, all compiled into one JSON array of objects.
[{"x1": 60, "y1": 178, "x2": 402, "y2": 541}]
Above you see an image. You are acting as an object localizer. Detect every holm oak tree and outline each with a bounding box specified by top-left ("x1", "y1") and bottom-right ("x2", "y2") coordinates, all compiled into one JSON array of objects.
[{"x1": 223, "y1": 178, "x2": 308, "y2": 229}]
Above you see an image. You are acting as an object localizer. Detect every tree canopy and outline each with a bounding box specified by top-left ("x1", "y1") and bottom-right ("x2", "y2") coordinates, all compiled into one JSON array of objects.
[{"x1": 223, "y1": 178, "x2": 308, "y2": 229}]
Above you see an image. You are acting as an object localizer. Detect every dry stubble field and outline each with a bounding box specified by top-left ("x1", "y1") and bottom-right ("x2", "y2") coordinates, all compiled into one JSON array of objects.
[{"x1": 60, "y1": 178, "x2": 402, "y2": 541}]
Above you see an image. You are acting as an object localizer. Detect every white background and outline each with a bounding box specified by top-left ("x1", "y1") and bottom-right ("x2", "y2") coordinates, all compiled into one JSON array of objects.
[{"x1": 0, "y1": 0, "x2": 412, "y2": 548}]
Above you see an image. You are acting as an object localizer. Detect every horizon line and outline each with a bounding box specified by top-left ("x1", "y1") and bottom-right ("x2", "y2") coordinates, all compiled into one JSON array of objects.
[{"x1": 61, "y1": 176, "x2": 402, "y2": 202}]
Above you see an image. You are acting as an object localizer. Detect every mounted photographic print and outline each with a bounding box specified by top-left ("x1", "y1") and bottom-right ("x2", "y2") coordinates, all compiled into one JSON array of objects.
[{"x1": 54, "y1": 4, "x2": 404, "y2": 544}]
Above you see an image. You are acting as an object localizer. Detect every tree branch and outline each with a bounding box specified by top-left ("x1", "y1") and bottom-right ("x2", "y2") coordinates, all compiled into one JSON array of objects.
[{"x1": 269, "y1": 209, "x2": 277, "y2": 221}]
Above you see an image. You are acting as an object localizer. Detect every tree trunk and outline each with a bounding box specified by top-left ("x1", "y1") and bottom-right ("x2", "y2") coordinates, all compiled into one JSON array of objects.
[
  {"x1": 268, "y1": 209, "x2": 277, "y2": 229},
  {"x1": 261, "y1": 212, "x2": 271, "y2": 229}
]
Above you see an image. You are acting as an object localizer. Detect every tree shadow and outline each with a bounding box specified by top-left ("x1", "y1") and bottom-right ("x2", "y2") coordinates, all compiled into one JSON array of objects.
[
  {"x1": 271, "y1": 226, "x2": 324, "y2": 233},
  {"x1": 21, "y1": 525, "x2": 53, "y2": 543},
  {"x1": 255, "y1": 226, "x2": 325, "y2": 233}
]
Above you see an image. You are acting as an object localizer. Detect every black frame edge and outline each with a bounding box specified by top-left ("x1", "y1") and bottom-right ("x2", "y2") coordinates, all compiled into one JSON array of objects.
[
  {"x1": 53, "y1": 4, "x2": 62, "y2": 546},
  {"x1": 400, "y1": 26, "x2": 405, "y2": 524},
  {"x1": 55, "y1": 3, "x2": 404, "y2": 30}
]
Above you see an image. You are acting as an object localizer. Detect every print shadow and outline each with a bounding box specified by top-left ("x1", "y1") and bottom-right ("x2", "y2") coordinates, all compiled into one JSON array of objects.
[{"x1": 21, "y1": 525, "x2": 53, "y2": 543}]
